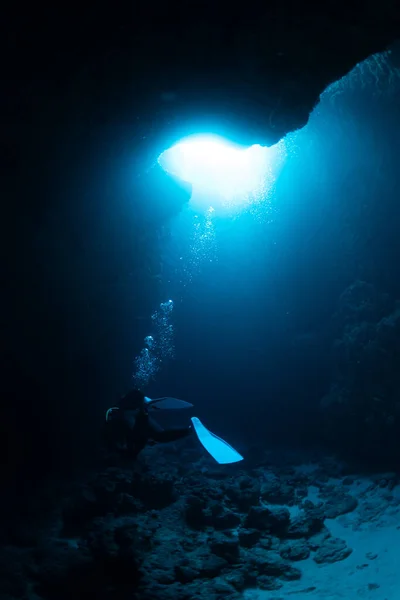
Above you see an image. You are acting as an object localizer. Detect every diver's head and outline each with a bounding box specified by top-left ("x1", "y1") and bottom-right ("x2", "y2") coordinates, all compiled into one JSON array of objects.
[{"x1": 119, "y1": 389, "x2": 146, "y2": 411}]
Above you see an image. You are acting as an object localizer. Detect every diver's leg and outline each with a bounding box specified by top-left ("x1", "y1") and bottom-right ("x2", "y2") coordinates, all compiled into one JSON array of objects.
[{"x1": 148, "y1": 415, "x2": 192, "y2": 443}]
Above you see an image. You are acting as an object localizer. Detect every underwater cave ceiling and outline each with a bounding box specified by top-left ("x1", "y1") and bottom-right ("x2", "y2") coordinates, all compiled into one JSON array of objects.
[
  {"x1": 77, "y1": 5, "x2": 398, "y2": 150},
  {"x1": 107, "y1": 4, "x2": 399, "y2": 218},
  {"x1": 136, "y1": 8, "x2": 399, "y2": 152},
  {"x1": 4, "y1": 2, "x2": 400, "y2": 225}
]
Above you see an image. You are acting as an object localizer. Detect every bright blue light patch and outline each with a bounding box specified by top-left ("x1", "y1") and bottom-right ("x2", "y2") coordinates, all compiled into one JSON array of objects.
[{"x1": 159, "y1": 134, "x2": 273, "y2": 211}]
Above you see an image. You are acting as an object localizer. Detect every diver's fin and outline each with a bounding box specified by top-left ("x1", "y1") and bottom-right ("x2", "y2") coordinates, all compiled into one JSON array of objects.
[
  {"x1": 190, "y1": 417, "x2": 244, "y2": 464},
  {"x1": 145, "y1": 396, "x2": 194, "y2": 410}
]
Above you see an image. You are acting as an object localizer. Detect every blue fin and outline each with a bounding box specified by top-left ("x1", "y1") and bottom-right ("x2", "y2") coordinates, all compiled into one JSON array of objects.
[
  {"x1": 191, "y1": 417, "x2": 244, "y2": 464},
  {"x1": 145, "y1": 396, "x2": 194, "y2": 410}
]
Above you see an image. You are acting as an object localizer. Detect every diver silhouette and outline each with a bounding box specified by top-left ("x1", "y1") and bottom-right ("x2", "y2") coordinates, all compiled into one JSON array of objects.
[{"x1": 104, "y1": 389, "x2": 243, "y2": 464}]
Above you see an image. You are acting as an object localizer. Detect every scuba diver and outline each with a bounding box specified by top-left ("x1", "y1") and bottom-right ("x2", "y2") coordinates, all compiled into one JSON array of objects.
[{"x1": 104, "y1": 388, "x2": 243, "y2": 464}]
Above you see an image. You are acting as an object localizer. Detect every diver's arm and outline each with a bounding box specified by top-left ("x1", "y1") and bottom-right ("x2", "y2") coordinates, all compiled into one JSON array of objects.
[{"x1": 148, "y1": 415, "x2": 192, "y2": 443}]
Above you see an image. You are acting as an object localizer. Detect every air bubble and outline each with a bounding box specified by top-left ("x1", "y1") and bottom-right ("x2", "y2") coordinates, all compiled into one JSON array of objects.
[
  {"x1": 144, "y1": 335, "x2": 154, "y2": 349},
  {"x1": 132, "y1": 300, "x2": 175, "y2": 388}
]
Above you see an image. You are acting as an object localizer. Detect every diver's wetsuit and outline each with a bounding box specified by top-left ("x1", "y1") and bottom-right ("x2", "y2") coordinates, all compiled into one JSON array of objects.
[
  {"x1": 105, "y1": 389, "x2": 192, "y2": 460},
  {"x1": 127, "y1": 409, "x2": 191, "y2": 459}
]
